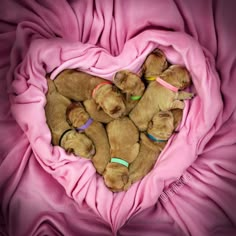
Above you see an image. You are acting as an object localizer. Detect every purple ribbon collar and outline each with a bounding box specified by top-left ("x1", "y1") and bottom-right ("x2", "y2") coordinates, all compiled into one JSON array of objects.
[{"x1": 76, "y1": 118, "x2": 93, "y2": 132}]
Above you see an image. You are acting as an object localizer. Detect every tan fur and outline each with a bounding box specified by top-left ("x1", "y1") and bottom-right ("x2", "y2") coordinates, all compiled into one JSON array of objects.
[
  {"x1": 102, "y1": 163, "x2": 129, "y2": 192},
  {"x1": 83, "y1": 99, "x2": 114, "y2": 123},
  {"x1": 141, "y1": 48, "x2": 168, "y2": 80},
  {"x1": 92, "y1": 84, "x2": 126, "y2": 118},
  {"x1": 54, "y1": 69, "x2": 126, "y2": 118},
  {"x1": 129, "y1": 65, "x2": 194, "y2": 131},
  {"x1": 124, "y1": 111, "x2": 175, "y2": 190},
  {"x1": 113, "y1": 70, "x2": 145, "y2": 98},
  {"x1": 147, "y1": 111, "x2": 174, "y2": 140},
  {"x1": 45, "y1": 79, "x2": 95, "y2": 158},
  {"x1": 103, "y1": 117, "x2": 140, "y2": 192},
  {"x1": 67, "y1": 103, "x2": 110, "y2": 174},
  {"x1": 171, "y1": 108, "x2": 183, "y2": 130},
  {"x1": 113, "y1": 70, "x2": 146, "y2": 114}
]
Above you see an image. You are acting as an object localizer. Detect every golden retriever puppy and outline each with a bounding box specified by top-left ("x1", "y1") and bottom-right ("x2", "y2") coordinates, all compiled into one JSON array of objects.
[
  {"x1": 66, "y1": 102, "x2": 110, "y2": 175},
  {"x1": 113, "y1": 70, "x2": 146, "y2": 114},
  {"x1": 103, "y1": 117, "x2": 140, "y2": 192},
  {"x1": 129, "y1": 65, "x2": 194, "y2": 131},
  {"x1": 124, "y1": 111, "x2": 175, "y2": 190},
  {"x1": 141, "y1": 48, "x2": 168, "y2": 82},
  {"x1": 54, "y1": 69, "x2": 126, "y2": 118},
  {"x1": 83, "y1": 99, "x2": 114, "y2": 123},
  {"x1": 45, "y1": 79, "x2": 95, "y2": 158}
]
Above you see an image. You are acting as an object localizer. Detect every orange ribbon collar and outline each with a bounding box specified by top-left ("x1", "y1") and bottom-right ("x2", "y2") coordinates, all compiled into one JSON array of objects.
[{"x1": 92, "y1": 81, "x2": 112, "y2": 98}]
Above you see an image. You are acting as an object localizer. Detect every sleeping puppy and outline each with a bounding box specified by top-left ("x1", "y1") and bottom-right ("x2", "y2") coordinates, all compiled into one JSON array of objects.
[
  {"x1": 103, "y1": 117, "x2": 140, "y2": 192},
  {"x1": 45, "y1": 79, "x2": 95, "y2": 158},
  {"x1": 124, "y1": 111, "x2": 175, "y2": 190},
  {"x1": 53, "y1": 69, "x2": 126, "y2": 119},
  {"x1": 129, "y1": 65, "x2": 194, "y2": 131},
  {"x1": 83, "y1": 99, "x2": 114, "y2": 124},
  {"x1": 113, "y1": 70, "x2": 146, "y2": 114},
  {"x1": 66, "y1": 102, "x2": 110, "y2": 175},
  {"x1": 141, "y1": 48, "x2": 168, "y2": 83}
]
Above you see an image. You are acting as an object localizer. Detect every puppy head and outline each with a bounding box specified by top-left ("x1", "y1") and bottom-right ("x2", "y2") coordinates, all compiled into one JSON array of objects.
[
  {"x1": 66, "y1": 102, "x2": 90, "y2": 128},
  {"x1": 147, "y1": 111, "x2": 175, "y2": 140},
  {"x1": 114, "y1": 70, "x2": 145, "y2": 97},
  {"x1": 142, "y1": 48, "x2": 168, "y2": 78},
  {"x1": 103, "y1": 163, "x2": 129, "y2": 192},
  {"x1": 62, "y1": 130, "x2": 95, "y2": 158},
  {"x1": 161, "y1": 65, "x2": 191, "y2": 90},
  {"x1": 98, "y1": 90, "x2": 126, "y2": 119}
]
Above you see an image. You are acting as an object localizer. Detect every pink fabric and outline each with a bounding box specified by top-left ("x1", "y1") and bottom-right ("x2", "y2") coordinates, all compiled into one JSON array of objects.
[{"x1": 1, "y1": 0, "x2": 236, "y2": 235}]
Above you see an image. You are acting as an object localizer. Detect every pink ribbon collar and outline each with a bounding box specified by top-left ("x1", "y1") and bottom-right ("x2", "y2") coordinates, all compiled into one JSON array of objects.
[{"x1": 156, "y1": 77, "x2": 178, "y2": 92}]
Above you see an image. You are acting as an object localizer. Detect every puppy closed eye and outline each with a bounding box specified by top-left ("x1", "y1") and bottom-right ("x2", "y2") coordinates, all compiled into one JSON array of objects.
[
  {"x1": 110, "y1": 106, "x2": 121, "y2": 114},
  {"x1": 158, "y1": 112, "x2": 171, "y2": 118}
]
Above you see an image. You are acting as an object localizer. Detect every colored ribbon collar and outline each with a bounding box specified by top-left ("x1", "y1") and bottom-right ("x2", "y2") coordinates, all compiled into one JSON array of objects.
[
  {"x1": 76, "y1": 118, "x2": 93, "y2": 132},
  {"x1": 111, "y1": 157, "x2": 129, "y2": 168},
  {"x1": 92, "y1": 81, "x2": 112, "y2": 98},
  {"x1": 59, "y1": 129, "x2": 73, "y2": 146},
  {"x1": 156, "y1": 77, "x2": 178, "y2": 92},
  {"x1": 145, "y1": 76, "x2": 156, "y2": 81},
  {"x1": 130, "y1": 95, "x2": 142, "y2": 101},
  {"x1": 147, "y1": 133, "x2": 166, "y2": 143}
]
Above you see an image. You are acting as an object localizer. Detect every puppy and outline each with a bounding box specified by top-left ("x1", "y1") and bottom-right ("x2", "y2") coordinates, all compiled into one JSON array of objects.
[
  {"x1": 113, "y1": 70, "x2": 145, "y2": 113},
  {"x1": 54, "y1": 69, "x2": 126, "y2": 118},
  {"x1": 129, "y1": 65, "x2": 194, "y2": 131},
  {"x1": 125, "y1": 111, "x2": 175, "y2": 190},
  {"x1": 141, "y1": 48, "x2": 168, "y2": 82},
  {"x1": 66, "y1": 102, "x2": 110, "y2": 175},
  {"x1": 83, "y1": 99, "x2": 114, "y2": 124},
  {"x1": 103, "y1": 117, "x2": 140, "y2": 192},
  {"x1": 45, "y1": 79, "x2": 95, "y2": 158}
]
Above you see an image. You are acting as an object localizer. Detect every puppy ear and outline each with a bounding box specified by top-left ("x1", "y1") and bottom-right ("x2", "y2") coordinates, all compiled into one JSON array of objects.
[
  {"x1": 153, "y1": 48, "x2": 165, "y2": 57},
  {"x1": 66, "y1": 102, "x2": 83, "y2": 121},
  {"x1": 114, "y1": 71, "x2": 127, "y2": 86}
]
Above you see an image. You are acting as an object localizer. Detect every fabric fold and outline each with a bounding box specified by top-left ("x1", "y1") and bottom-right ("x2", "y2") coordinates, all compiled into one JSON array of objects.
[{"x1": 1, "y1": 0, "x2": 236, "y2": 235}]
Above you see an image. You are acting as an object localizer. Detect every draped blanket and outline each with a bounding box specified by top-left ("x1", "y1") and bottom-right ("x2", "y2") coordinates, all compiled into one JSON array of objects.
[{"x1": 1, "y1": 1, "x2": 236, "y2": 235}]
